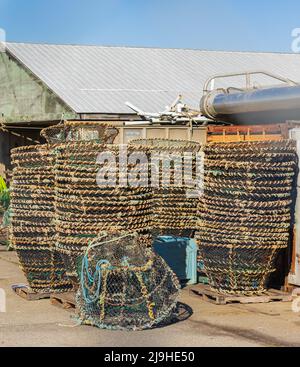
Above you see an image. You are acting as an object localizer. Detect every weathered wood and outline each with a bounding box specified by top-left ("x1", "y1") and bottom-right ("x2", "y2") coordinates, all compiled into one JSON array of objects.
[
  {"x1": 190, "y1": 284, "x2": 293, "y2": 305},
  {"x1": 50, "y1": 292, "x2": 76, "y2": 312},
  {"x1": 12, "y1": 286, "x2": 51, "y2": 301}
]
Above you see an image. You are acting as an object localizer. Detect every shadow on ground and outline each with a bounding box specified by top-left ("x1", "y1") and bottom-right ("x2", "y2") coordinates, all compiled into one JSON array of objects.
[{"x1": 155, "y1": 302, "x2": 193, "y2": 329}]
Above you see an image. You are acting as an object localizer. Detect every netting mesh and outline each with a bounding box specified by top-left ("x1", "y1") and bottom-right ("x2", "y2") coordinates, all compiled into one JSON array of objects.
[
  {"x1": 10, "y1": 145, "x2": 72, "y2": 293},
  {"x1": 54, "y1": 141, "x2": 153, "y2": 279},
  {"x1": 41, "y1": 121, "x2": 119, "y2": 144},
  {"x1": 128, "y1": 139, "x2": 201, "y2": 234},
  {"x1": 77, "y1": 231, "x2": 180, "y2": 330},
  {"x1": 196, "y1": 140, "x2": 298, "y2": 295}
]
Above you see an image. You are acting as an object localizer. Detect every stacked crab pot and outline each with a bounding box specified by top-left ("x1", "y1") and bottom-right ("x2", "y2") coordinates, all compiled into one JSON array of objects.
[
  {"x1": 129, "y1": 139, "x2": 201, "y2": 237},
  {"x1": 54, "y1": 142, "x2": 153, "y2": 278},
  {"x1": 41, "y1": 122, "x2": 153, "y2": 279},
  {"x1": 10, "y1": 145, "x2": 73, "y2": 293},
  {"x1": 197, "y1": 140, "x2": 298, "y2": 295}
]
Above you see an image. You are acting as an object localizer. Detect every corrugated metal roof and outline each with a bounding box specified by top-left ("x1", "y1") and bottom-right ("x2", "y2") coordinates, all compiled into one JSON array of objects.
[{"x1": 5, "y1": 42, "x2": 300, "y2": 114}]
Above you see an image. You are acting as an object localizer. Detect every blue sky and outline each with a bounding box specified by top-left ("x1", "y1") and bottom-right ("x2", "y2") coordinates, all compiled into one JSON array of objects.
[{"x1": 0, "y1": 0, "x2": 299, "y2": 52}]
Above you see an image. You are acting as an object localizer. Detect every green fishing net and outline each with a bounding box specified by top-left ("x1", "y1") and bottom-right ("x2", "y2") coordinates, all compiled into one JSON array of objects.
[{"x1": 77, "y1": 231, "x2": 180, "y2": 330}]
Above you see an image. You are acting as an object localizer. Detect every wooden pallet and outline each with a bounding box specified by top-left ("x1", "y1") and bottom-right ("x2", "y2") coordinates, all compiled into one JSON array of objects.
[
  {"x1": 12, "y1": 286, "x2": 51, "y2": 301},
  {"x1": 50, "y1": 292, "x2": 76, "y2": 312},
  {"x1": 206, "y1": 123, "x2": 290, "y2": 143},
  {"x1": 190, "y1": 284, "x2": 293, "y2": 305}
]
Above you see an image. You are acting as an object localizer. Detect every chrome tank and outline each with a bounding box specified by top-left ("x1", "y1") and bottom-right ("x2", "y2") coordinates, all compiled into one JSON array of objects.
[{"x1": 200, "y1": 72, "x2": 300, "y2": 124}]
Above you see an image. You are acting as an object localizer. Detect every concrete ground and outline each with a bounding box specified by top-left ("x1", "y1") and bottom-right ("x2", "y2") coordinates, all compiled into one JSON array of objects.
[{"x1": 0, "y1": 247, "x2": 300, "y2": 347}]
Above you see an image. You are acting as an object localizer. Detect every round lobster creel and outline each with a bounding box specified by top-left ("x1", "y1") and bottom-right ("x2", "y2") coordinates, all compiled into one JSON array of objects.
[
  {"x1": 77, "y1": 231, "x2": 180, "y2": 330},
  {"x1": 196, "y1": 229, "x2": 286, "y2": 294},
  {"x1": 41, "y1": 121, "x2": 119, "y2": 144}
]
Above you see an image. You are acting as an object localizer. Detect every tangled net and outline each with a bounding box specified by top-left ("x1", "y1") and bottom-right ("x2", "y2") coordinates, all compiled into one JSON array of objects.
[
  {"x1": 54, "y1": 141, "x2": 153, "y2": 279},
  {"x1": 129, "y1": 139, "x2": 201, "y2": 236},
  {"x1": 196, "y1": 140, "x2": 298, "y2": 295},
  {"x1": 10, "y1": 145, "x2": 72, "y2": 293},
  {"x1": 77, "y1": 231, "x2": 180, "y2": 330}
]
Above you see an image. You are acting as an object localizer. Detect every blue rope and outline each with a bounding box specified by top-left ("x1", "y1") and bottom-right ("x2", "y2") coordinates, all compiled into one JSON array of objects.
[
  {"x1": 81, "y1": 255, "x2": 111, "y2": 304},
  {"x1": 81, "y1": 256, "x2": 137, "y2": 304},
  {"x1": 80, "y1": 233, "x2": 137, "y2": 305}
]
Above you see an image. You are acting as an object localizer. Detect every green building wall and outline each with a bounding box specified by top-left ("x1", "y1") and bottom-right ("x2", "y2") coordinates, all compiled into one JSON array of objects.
[{"x1": 0, "y1": 51, "x2": 76, "y2": 124}]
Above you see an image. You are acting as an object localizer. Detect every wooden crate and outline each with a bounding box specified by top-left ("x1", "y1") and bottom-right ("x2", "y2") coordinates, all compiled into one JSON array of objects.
[{"x1": 190, "y1": 284, "x2": 293, "y2": 305}]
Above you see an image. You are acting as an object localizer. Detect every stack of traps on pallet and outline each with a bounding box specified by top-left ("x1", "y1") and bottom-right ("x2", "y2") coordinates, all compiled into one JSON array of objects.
[
  {"x1": 196, "y1": 140, "x2": 298, "y2": 295},
  {"x1": 12, "y1": 122, "x2": 296, "y2": 303},
  {"x1": 10, "y1": 122, "x2": 153, "y2": 292},
  {"x1": 10, "y1": 145, "x2": 72, "y2": 293}
]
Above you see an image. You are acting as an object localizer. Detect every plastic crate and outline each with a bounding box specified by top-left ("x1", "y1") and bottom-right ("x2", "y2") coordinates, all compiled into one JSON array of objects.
[{"x1": 153, "y1": 236, "x2": 198, "y2": 285}]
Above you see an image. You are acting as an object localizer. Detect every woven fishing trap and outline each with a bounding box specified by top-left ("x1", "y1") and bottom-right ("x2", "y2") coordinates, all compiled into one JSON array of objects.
[
  {"x1": 128, "y1": 139, "x2": 201, "y2": 235},
  {"x1": 196, "y1": 140, "x2": 298, "y2": 295},
  {"x1": 40, "y1": 122, "x2": 152, "y2": 280},
  {"x1": 54, "y1": 140, "x2": 153, "y2": 279},
  {"x1": 41, "y1": 121, "x2": 119, "y2": 144},
  {"x1": 76, "y1": 231, "x2": 180, "y2": 330},
  {"x1": 10, "y1": 144, "x2": 72, "y2": 293}
]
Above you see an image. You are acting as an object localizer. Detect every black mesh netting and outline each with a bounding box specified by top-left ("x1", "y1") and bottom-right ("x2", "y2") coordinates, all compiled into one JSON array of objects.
[
  {"x1": 10, "y1": 144, "x2": 73, "y2": 293},
  {"x1": 196, "y1": 140, "x2": 298, "y2": 295},
  {"x1": 76, "y1": 231, "x2": 180, "y2": 330},
  {"x1": 41, "y1": 121, "x2": 119, "y2": 144}
]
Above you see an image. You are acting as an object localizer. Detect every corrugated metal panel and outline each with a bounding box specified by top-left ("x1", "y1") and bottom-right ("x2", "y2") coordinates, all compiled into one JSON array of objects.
[{"x1": 5, "y1": 42, "x2": 300, "y2": 114}]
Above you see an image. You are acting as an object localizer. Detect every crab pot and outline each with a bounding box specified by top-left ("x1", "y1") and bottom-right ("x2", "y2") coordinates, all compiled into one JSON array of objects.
[
  {"x1": 197, "y1": 140, "x2": 298, "y2": 295},
  {"x1": 128, "y1": 139, "x2": 201, "y2": 237},
  {"x1": 10, "y1": 145, "x2": 73, "y2": 293},
  {"x1": 54, "y1": 141, "x2": 153, "y2": 278},
  {"x1": 40, "y1": 121, "x2": 152, "y2": 281},
  {"x1": 40, "y1": 121, "x2": 119, "y2": 145},
  {"x1": 77, "y1": 231, "x2": 180, "y2": 330}
]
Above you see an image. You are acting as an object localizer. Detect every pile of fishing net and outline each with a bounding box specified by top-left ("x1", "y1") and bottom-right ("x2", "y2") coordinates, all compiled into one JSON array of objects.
[
  {"x1": 10, "y1": 145, "x2": 72, "y2": 293},
  {"x1": 129, "y1": 139, "x2": 201, "y2": 235},
  {"x1": 196, "y1": 140, "x2": 298, "y2": 295},
  {"x1": 41, "y1": 122, "x2": 153, "y2": 280},
  {"x1": 77, "y1": 231, "x2": 180, "y2": 330}
]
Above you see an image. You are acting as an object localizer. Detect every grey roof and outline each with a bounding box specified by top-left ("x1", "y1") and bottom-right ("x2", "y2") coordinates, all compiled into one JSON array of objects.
[{"x1": 5, "y1": 42, "x2": 300, "y2": 114}]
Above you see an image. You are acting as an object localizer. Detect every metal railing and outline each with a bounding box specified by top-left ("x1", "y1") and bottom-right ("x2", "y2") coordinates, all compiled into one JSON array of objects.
[{"x1": 203, "y1": 71, "x2": 299, "y2": 94}]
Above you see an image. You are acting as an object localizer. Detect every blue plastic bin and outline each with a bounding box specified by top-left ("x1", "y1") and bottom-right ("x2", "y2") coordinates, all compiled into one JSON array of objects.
[{"x1": 153, "y1": 236, "x2": 198, "y2": 285}]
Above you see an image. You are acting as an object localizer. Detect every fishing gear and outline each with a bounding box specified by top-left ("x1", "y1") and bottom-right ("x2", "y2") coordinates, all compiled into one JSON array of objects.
[{"x1": 196, "y1": 140, "x2": 298, "y2": 295}]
